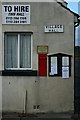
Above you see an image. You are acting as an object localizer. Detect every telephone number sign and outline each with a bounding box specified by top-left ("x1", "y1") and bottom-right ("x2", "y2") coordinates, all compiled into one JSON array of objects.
[{"x1": 2, "y1": 5, "x2": 30, "y2": 24}]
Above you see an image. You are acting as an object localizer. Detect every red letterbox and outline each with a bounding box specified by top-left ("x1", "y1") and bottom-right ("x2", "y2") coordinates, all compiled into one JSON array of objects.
[{"x1": 38, "y1": 54, "x2": 47, "y2": 76}]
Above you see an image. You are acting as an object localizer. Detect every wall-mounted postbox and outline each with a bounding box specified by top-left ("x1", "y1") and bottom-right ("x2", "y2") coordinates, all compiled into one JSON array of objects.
[
  {"x1": 38, "y1": 54, "x2": 47, "y2": 76},
  {"x1": 37, "y1": 45, "x2": 48, "y2": 77}
]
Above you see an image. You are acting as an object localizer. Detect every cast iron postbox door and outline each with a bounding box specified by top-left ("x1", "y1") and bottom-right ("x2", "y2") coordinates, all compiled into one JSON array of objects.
[{"x1": 38, "y1": 54, "x2": 47, "y2": 76}]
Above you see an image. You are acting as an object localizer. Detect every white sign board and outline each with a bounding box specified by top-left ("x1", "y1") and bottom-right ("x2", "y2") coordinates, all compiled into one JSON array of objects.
[
  {"x1": 62, "y1": 57, "x2": 69, "y2": 66},
  {"x1": 62, "y1": 67, "x2": 69, "y2": 79},
  {"x1": 45, "y1": 25, "x2": 64, "y2": 33},
  {"x1": 2, "y1": 5, "x2": 30, "y2": 24},
  {"x1": 50, "y1": 57, "x2": 57, "y2": 75}
]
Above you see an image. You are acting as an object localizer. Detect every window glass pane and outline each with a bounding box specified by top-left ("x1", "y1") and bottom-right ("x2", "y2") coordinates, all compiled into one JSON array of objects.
[
  {"x1": 20, "y1": 34, "x2": 31, "y2": 68},
  {"x1": 5, "y1": 34, "x2": 18, "y2": 68}
]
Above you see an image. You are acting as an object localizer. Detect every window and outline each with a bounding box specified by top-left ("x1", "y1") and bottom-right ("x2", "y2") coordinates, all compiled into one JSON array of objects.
[{"x1": 4, "y1": 33, "x2": 32, "y2": 70}]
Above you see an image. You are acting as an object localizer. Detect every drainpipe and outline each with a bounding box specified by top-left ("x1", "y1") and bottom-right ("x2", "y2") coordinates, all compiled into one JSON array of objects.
[{"x1": 74, "y1": 17, "x2": 80, "y2": 115}]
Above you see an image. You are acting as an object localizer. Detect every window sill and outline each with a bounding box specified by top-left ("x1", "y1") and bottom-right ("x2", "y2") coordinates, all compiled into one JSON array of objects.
[{"x1": 1, "y1": 70, "x2": 38, "y2": 76}]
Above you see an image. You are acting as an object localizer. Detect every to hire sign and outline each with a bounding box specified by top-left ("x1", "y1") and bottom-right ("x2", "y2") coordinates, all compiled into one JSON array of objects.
[{"x1": 2, "y1": 5, "x2": 30, "y2": 24}]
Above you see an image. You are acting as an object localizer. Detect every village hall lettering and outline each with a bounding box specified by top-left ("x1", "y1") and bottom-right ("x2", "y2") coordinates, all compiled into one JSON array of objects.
[{"x1": 2, "y1": 5, "x2": 30, "y2": 24}]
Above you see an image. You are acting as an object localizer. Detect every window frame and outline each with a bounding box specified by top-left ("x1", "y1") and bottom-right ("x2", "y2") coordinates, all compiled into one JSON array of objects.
[{"x1": 4, "y1": 32, "x2": 33, "y2": 70}]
